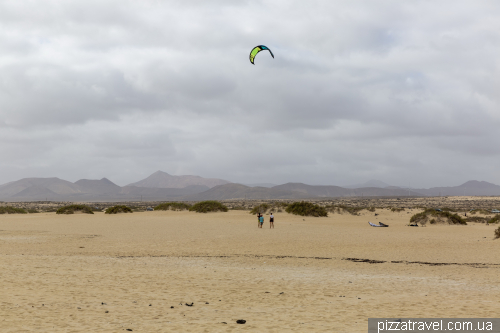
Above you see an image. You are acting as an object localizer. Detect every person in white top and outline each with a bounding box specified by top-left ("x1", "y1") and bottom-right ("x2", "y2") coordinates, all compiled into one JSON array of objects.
[{"x1": 269, "y1": 213, "x2": 274, "y2": 229}]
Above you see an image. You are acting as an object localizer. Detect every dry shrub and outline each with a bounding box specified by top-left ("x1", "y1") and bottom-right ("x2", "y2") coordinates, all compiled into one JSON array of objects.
[
  {"x1": 105, "y1": 205, "x2": 133, "y2": 214},
  {"x1": 494, "y1": 227, "x2": 500, "y2": 239},
  {"x1": 286, "y1": 202, "x2": 327, "y2": 217},
  {"x1": 56, "y1": 205, "x2": 94, "y2": 215},
  {"x1": 190, "y1": 201, "x2": 228, "y2": 213}
]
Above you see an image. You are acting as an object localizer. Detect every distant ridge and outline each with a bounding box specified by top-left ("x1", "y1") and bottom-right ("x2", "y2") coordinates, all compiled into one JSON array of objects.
[
  {"x1": 0, "y1": 175, "x2": 499, "y2": 201},
  {"x1": 183, "y1": 182, "x2": 424, "y2": 200},
  {"x1": 75, "y1": 178, "x2": 121, "y2": 194},
  {"x1": 415, "y1": 180, "x2": 500, "y2": 196},
  {"x1": 0, "y1": 176, "x2": 210, "y2": 202},
  {"x1": 126, "y1": 171, "x2": 230, "y2": 189}
]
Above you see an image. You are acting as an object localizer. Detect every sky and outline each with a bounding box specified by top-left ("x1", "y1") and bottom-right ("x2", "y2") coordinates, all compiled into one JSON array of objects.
[{"x1": 1, "y1": 0, "x2": 500, "y2": 188}]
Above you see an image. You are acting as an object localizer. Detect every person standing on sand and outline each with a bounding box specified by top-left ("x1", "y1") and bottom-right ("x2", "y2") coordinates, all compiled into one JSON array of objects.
[
  {"x1": 259, "y1": 214, "x2": 264, "y2": 228},
  {"x1": 269, "y1": 212, "x2": 274, "y2": 229},
  {"x1": 257, "y1": 213, "x2": 262, "y2": 228}
]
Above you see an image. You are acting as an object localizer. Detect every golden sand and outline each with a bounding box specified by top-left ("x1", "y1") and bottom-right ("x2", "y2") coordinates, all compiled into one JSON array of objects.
[{"x1": 1, "y1": 209, "x2": 499, "y2": 332}]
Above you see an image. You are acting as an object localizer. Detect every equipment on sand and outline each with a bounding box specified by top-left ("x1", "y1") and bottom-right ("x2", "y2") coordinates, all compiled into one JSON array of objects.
[{"x1": 368, "y1": 221, "x2": 389, "y2": 227}]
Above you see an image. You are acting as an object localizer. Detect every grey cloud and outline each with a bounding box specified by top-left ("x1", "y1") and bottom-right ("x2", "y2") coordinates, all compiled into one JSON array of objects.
[{"x1": 1, "y1": 1, "x2": 500, "y2": 187}]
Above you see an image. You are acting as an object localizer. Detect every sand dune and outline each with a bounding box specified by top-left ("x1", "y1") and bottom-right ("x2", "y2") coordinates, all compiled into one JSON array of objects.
[{"x1": 1, "y1": 209, "x2": 499, "y2": 332}]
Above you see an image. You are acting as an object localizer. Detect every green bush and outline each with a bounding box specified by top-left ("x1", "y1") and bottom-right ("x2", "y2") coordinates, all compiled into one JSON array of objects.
[
  {"x1": 56, "y1": 204, "x2": 94, "y2": 215},
  {"x1": 391, "y1": 207, "x2": 405, "y2": 212},
  {"x1": 409, "y1": 208, "x2": 466, "y2": 225},
  {"x1": 154, "y1": 202, "x2": 191, "y2": 211},
  {"x1": 105, "y1": 205, "x2": 133, "y2": 214},
  {"x1": 0, "y1": 206, "x2": 27, "y2": 214},
  {"x1": 189, "y1": 201, "x2": 228, "y2": 213},
  {"x1": 286, "y1": 201, "x2": 328, "y2": 217},
  {"x1": 27, "y1": 208, "x2": 39, "y2": 213},
  {"x1": 488, "y1": 215, "x2": 500, "y2": 224}
]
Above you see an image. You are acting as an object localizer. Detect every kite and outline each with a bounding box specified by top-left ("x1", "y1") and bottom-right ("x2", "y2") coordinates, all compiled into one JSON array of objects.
[{"x1": 249, "y1": 45, "x2": 274, "y2": 65}]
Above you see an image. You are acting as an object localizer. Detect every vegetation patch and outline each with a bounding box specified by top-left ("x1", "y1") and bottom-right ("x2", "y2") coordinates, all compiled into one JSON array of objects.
[
  {"x1": 27, "y1": 208, "x2": 39, "y2": 214},
  {"x1": 250, "y1": 202, "x2": 289, "y2": 215},
  {"x1": 469, "y1": 209, "x2": 491, "y2": 215},
  {"x1": 0, "y1": 206, "x2": 27, "y2": 214},
  {"x1": 409, "y1": 209, "x2": 466, "y2": 225},
  {"x1": 326, "y1": 205, "x2": 364, "y2": 215},
  {"x1": 488, "y1": 215, "x2": 500, "y2": 224},
  {"x1": 391, "y1": 207, "x2": 405, "y2": 212},
  {"x1": 154, "y1": 202, "x2": 191, "y2": 211},
  {"x1": 105, "y1": 205, "x2": 133, "y2": 214},
  {"x1": 189, "y1": 201, "x2": 228, "y2": 213},
  {"x1": 229, "y1": 206, "x2": 248, "y2": 211},
  {"x1": 286, "y1": 202, "x2": 328, "y2": 217},
  {"x1": 56, "y1": 204, "x2": 94, "y2": 215},
  {"x1": 466, "y1": 216, "x2": 488, "y2": 223}
]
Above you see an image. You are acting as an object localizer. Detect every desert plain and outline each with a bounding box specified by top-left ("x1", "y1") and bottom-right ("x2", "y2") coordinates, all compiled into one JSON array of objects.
[{"x1": 1, "y1": 197, "x2": 500, "y2": 332}]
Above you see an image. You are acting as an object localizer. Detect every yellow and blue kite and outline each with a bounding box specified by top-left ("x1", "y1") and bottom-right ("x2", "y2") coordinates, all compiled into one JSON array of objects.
[{"x1": 249, "y1": 45, "x2": 274, "y2": 65}]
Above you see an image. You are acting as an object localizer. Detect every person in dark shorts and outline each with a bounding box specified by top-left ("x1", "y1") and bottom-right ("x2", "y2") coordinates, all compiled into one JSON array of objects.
[
  {"x1": 257, "y1": 213, "x2": 262, "y2": 228},
  {"x1": 269, "y1": 212, "x2": 274, "y2": 229},
  {"x1": 259, "y1": 215, "x2": 264, "y2": 228}
]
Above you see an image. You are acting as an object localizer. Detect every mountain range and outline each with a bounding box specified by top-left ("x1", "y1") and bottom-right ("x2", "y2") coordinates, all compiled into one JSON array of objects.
[{"x1": 1, "y1": 172, "x2": 500, "y2": 202}]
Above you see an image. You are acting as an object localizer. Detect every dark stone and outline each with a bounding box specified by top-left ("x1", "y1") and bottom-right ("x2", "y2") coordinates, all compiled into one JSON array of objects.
[
  {"x1": 170, "y1": 306, "x2": 174, "y2": 308},
  {"x1": 185, "y1": 302, "x2": 194, "y2": 307},
  {"x1": 236, "y1": 319, "x2": 246, "y2": 324}
]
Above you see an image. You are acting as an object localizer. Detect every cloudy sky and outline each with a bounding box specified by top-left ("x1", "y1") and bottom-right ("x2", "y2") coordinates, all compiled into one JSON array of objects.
[{"x1": 1, "y1": 1, "x2": 499, "y2": 188}]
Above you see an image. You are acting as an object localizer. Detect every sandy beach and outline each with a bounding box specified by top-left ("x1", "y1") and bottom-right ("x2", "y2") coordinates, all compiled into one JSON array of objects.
[{"x1": 1, "y1": 208, "x2": 499, "y2": 332}]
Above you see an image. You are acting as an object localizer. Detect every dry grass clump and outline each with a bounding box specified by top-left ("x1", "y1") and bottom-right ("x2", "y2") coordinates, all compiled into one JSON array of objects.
[
  {"x1": 488, "y1": 215, "x2": 500, "y2": 224},
  {"x1": 154, "y1": 202, "x2": 191, "y2": 211},
  {"x1": 56, "y1": 205, "x2": 94, "y2": 215},
  {"x1": 466, "y1": 216, "x2": 488, "y2": 223},
  {"x1": 494, "y1": 227, "x2": 500, "y2": 239},
  {"x1": 105, "y1": 205, "x2": 133, "y2": 214},
  {"x1": 286, "y1": 202, "x2": 328, "y2": 217},
  {"x1": 409, "y1": 209, "x2": 466, "y2": 225},
  {"x1": 189, "y1": 201, "x2": 228, "y2": 213},
  {"x1": 469, "y1": 209, "x2": 491, "y2": 215},
  {"x1": 250, "y1": 202, "x2": 289, "y2": 215},
  {"x1": 0, "y1": 206, "x2": 27, "y2": 214},
  {"x1": 391, "y1": 207, "x2": 405, "y2": 212}
]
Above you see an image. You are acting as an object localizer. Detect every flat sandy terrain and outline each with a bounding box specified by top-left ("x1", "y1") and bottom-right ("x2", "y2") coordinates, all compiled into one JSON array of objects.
[{"x1": 1, "y1": 208, "x2": 499, "y2": 332}]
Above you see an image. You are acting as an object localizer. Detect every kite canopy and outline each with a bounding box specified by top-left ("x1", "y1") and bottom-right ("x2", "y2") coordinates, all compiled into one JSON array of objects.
[{"x1": 249, "y1": 45, "x2": 274, "y2": 65}]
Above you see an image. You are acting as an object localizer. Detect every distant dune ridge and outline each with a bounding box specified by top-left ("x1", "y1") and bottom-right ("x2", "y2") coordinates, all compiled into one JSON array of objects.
[
  {"x1": 126, "y1": 170, "x2": 229, "y2": 189},
  {"x1": 1, "y1": 173, "x2": 500, "y2": 201}
]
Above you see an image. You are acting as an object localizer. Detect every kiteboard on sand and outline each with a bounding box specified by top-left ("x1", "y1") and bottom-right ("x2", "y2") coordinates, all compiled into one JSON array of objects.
[{"x1": 368, "y1": 222, "x2": 389, "y2": 227}]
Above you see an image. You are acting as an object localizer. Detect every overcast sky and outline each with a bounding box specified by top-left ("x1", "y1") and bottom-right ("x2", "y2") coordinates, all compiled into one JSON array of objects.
[{"x1": 1, "y1": 1, "x2": 499, "y2": 188}]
